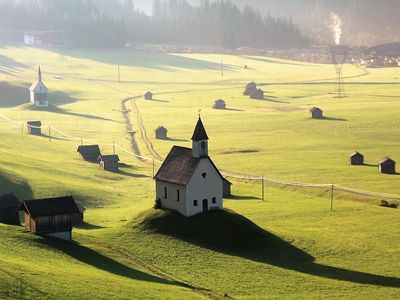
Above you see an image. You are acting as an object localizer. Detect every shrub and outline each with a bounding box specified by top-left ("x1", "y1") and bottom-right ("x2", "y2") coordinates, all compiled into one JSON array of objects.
[{"x1": 154, "y1": 198, "x2": 161, "y2": 209}]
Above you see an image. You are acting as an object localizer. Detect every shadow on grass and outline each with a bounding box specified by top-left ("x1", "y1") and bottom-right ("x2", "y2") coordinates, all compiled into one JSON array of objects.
[
  {"x1": 140, "y1": 209, "x2": 400, "y2": 288},
  {"x1": 162, "y1": 137, "x2": 189, "y2": 142},
  {"x1": 223, "y1": 108, "x2": 245, "y2": 112},
  {"x1": 0, "y1": 172, "x2": 33, "y2": 201},
  {"x1": 151, "y1": 98, "x2": 170, "y2": 103},
  {"x1": 254, "y1": 97, "x2": 288, "y2": 104},
  {"x1": 321, "y1": 116, "x2": 348, "y2": 121},
  {"x1": 75, "y1": 222, "x2": 107, "y2": 230},
  {"x1": 36, "y1": 238, "x2": 174, "y2": 285},
  {"x1": 117, "y1": 170, "x2": 150, "y2": 178}
]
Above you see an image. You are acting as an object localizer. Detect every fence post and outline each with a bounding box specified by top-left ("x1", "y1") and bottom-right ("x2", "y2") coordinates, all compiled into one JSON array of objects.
[
  {"x1": 262, "y1": 176, "x2": 265, "y2": 201},
  {"x1": 330, "y1": 184, "x2": 334, "y2": 211},
  {"x1": 48, "y1": 126, "x2": 51, "y2": 141},
  {"x1": 21, "y1": 123, "x2": 24, "y2": 134}
]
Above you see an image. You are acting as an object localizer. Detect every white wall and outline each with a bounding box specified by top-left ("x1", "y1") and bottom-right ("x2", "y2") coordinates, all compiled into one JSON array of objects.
[
  {"x1": 156, "y1": 180, "x2": 187, "y2": 215},
  {"x1": 186, "y1": 158, "x2": 223, "y2": 217}
]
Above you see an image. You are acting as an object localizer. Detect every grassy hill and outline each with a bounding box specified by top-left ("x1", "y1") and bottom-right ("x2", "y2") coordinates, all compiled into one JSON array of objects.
[{"x1": 0, "y1": 46, "x2": 399, "y2": 299}]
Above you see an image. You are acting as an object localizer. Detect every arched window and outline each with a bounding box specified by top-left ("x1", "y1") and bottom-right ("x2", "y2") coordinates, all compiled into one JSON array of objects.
[{"x1": 201, "y1": 141, "x2": 206, "y2": 152}]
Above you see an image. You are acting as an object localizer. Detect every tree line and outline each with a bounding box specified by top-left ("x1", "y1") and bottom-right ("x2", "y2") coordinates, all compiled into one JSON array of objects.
[{"x1": 0, "y1": 0, "x2": 308, "y2": 49}]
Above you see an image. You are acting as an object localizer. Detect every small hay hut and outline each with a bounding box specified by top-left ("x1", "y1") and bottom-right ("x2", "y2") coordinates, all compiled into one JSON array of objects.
[
  {"x1": 310, "y1": 107, "x2": 323, "y2": 119},
  {"x1": 378, "y1": 157, "x2": 396, "y2": 174},
  {"x1": 243, "y1": 82, "x2": 257, "y2": 95},
  {"x1": 213, "y1": 99, "x2": 226, "y2": 109},
  {"x1": 98, "y1": 155, "x2": 120, "y2": 172},
  {"x1": 77, "y1": 145, "x2": 101, "y2": 163},
  {"x1": 27, "y1": 121, "x2": 42, "y2": 135},
  {"x1": 144, "y1": 91, "x2": 153, "y2": 100},
  {"x1": 250, "y1": 89, "x2": 264, "y2": 100},
  {"x1": 155, "y1": 126, "x2": 168, "y2": 139},
  {"x1": 0, "y1": 193, "x2": 20, "y2": 225},
  {"x1": 350, "y1": 151, "x2": 364, "y2": 165},
  {"x1": 223, "y1": 178, "x2": 232, "y2": 198}
]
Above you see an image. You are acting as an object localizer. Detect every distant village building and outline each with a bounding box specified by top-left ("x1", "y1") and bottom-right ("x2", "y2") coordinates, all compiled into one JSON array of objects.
[
  {"x1": 18, "y1": 196, "x2": 80, "y2": 241},
  {"x1": 154, "y1": 117, "x2": 224, "y2": 217},
  {"x1": 378, "y1": 157, "x2": 396, "y2": 174},
  {"x1": 223, "y1": 178, "x2": 232, "y2": 198},
  {"x1": 310, "y1": 107, "x2": 323, "y2": 119},
  {"x1": 29, "y1": 67, "x2": 48, "y2": 107},
  {"x1": 155, "y1": 126, "x2": 168, "y2": 139},
  {"x1": 0, "y1": 193, "x2": 20, "y2": 225},
  {"x1": 27, "y1": 121, "x2": 42, "y2": 135},
  {"x1": 144, "y1": 91, "x2": 153, "y2": 100},
  {"x1": 77, "y1": 145, "x2": 101, "y2": 163},
  {"x1": 213, "y1": 99, "x2": 226, "y2": 109},
  {"x1": 98, "y1": 155, "x2": 120, "y2": 172},
  {"x1": 250, "y1": 89, "x2": 264, "y2": 100},
  {"x1": 350, "y1": 151, "x2": 364, "y2": 165},
  {"x1": 244, "y1": 82, "x2": 257, "y2": 95},
  {"x1": 24, "y1": 34, "x2": 35, "y2": 45}
]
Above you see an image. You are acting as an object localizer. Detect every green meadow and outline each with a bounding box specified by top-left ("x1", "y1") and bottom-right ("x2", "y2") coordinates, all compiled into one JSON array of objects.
[{"x1": 0, "y1": 46, "x2": 399, "y2": 299}]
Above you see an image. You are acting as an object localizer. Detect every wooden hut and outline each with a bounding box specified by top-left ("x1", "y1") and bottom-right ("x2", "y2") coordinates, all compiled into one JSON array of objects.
[
  {"x1": 77, "y1": 145, "x2": 101, "y2": 162},
  {"x1": 250, "y1": 89, "x2": 264, "y2": 100},
  {"x1": 223, "y1": 178, "x2": 232, "y2": 198},
  {"x1": 378, "y1": 157, "x2": 396, "y2": 174},
  {"x1": 27, "y1": 121, "x2": 42, "y2": 135},
  {"x1": 0, "y1": 193, "x2": 20, "y2": 225},
  {"x1": 213, "y1": 99, "x2": 226, "y2": 109},
  {"x1": 350, "y1": 151, "x2": 364, "y2": 165},
  {"x1": 155, "y1": 126, "x2": 168, "y2": 139},
  {"x1": 18, "y1": 196, "x2": 80, "y2": 241},
  {"x1": 144, "y1": 91, "x2": 153, "y2": 100},
  {"x1": 310, "y1": 107, "x2": 323, "y2": 119},
  {"x1": 98, "y1": 155, "x2": 120, "y2": 172},
  {"x1": 244, "y1": 82, "x2": 257, "y2": 95},
  {"x1": 71, "y1": 204, "x2": 85, "y2": 226}
]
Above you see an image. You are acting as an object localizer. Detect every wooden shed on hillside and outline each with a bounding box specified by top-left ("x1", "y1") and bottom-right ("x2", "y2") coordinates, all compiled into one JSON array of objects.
[
  {"x1": 155, "y1": 126, "x2": 168, "y2": 139},
  {"x1": 77, "y1": 145, "x2": 101, "y2": 162},
  {"x1": 223, "y1": 178, "x2": 232, "y2": 198},
  {"x1": 350, "y1": 151, "x2": 364, "y2": 165},
  {"x1": 98, "y1": 155, "x2": 120, "y2": 172},
  {"x1": 250, "y1": 89, "x2": 264, "y2": 100},
  {"x1": 18, "y1": 196, "x2": 80, "y2": 241},
  {"x1": 144, "y1": 91, "x2": 153, "y2": 100},
  {"x1": 213, "y1": 99, "x2": 226, "y2": 109},
  {"x1": 378, "y1": 157, "x2": 396, "y2": 174},
  {"x1": 0, "y1": 193, "x2": 20, "y2": 225},
  {"x1": 310, "y1": 107, "x2": 323, "y2": 119},
  {"x1": 27, "y1": 121, "x2": 42, "y2": 135},
  {"x1": 244, "y1": 82, "x2": 257, "y2": 95}
]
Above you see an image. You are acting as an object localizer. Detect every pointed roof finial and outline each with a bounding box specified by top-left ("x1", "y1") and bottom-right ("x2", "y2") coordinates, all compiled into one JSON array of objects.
[
  {"x1": 198, "y1": 109, "x2": 201, "y2": 118},
  {"x1": 38, "y1": 66, "x2": 42, "y2": 81},
  {"x1": 191, "y1": 115, "x2": 209, "y2": 141}
]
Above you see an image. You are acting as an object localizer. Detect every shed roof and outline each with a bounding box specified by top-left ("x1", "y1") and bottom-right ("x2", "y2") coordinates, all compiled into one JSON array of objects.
[
  {"x1": 191, "y1": 117, "x2": 209, "y2": 141},
  {"x1": 378, "y1": 157, "x2": 396, "y2": 164},
  {"x1": 0, "y1": 193, "x2": 20, "y2": 210},
  {"x1": 246, "y1": 82, "x2": 256, "y2": 88},
  {"x1": 310, "y1": 107, "x2": 322, "y2": 113},
  {"x1": 154, "y1": 146, "x2": 223, "y2": 185},
  {"x1": 18, "y1": 196, "x2": 79, "y2": 218},
  {"x1": 98, "y1": 155, "x2": 120, "y2": 163},
  {"x1": 77, "y1": 145, "x2": 101, "y2": 156},
  {"x1": 215, "y1": 99, "x2": 225, "y2": 103},
  {"x1": 27, "y1": 121, "x2": 42, "y2": 127},
  {"x1": 145, "y1": 91, "x2": 153, "y2": 95},
  {"x1": 350, "y1": 151, "x2": 364, "y2": 157},
  {"x1": 155, "y1": 125, "x2": 167, "y2": 132}
]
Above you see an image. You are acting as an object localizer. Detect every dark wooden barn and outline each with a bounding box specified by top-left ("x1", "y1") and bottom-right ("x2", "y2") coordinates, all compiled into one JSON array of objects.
[
  {"x1": 223, "y1": 178, "x2": 232, "y2": 198},
  {"x1": 155, "y1": 126, "x2": 168, "y2": 139},
  {"x1": 27, "y1": 121, "x2": 42, "y2": 135},
  {"x1": 77, "y1": 145, "x2": 101, "y2": 162},
  {"x1": 144, "y1": 91, "x2": 153, "y2": 100},
  {"x1": 310, "y1": 107, "x2": 323, "y2": 119},
  {"x1": 18, "y1": 196, "x2": 80, "y2": 241},
  {"x1": 244, "y1": 82, "x2": 257, "y2": 95},
  {"x1": 213, "y1": 99, "x2": 226, "y2": 109},
  {"x1": 350, "y1": 151, "x2": 364, "y2": 165},
  {"x1": 250, "y1": 89, "x2": 264, "y2": 100},
  {"x1": 98, "y1": 155, "x2": 120, "y2": 172},
  {"x1": 378, "y1": 157, "x2": 396, "y2": 174},
  {"x1": 71, "y1": 204, "x2": 85, "y2": 226},
  {"x1": 0, "y1": 193, "x2": 20, "y2": 225}
]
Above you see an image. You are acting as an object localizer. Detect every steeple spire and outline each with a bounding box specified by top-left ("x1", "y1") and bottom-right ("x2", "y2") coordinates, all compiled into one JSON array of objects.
[
  {"x1": 38, "y1": 66, "x2": 42, "y2": 81},
  {"x1": 191, "y1": 116, "x2": 209, "y2": 141},
  {"x1": 192, "y1": 116, "x2": 209, "y2": 158}
]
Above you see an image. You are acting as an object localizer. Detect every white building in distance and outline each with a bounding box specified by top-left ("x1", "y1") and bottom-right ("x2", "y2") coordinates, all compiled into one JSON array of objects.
[{"x1": 29, "y1": 66, "x2": 48, "y2": 107}]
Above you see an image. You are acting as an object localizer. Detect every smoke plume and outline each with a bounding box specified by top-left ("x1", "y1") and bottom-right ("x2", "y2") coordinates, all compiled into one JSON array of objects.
[{"x1": 330, "y1": 13, "x2": 343, "y2": 45}]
